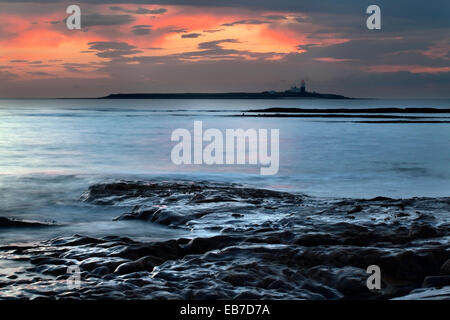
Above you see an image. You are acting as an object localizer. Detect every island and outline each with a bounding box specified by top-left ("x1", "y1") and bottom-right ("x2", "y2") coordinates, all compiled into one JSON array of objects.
[{"x1": 99, "y1": 80, "x2": 351, "y2": 100}]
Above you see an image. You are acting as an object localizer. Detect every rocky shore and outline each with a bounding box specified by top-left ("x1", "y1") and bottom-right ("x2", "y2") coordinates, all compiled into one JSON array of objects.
[{"x1": 0, "y1": 180, "x2": 449, "y2": 299}]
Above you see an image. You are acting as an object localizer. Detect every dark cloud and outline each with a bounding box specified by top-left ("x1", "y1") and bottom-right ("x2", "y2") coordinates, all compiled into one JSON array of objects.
[
  {"x1": 88, "y1": 41, "x2": 143, "y2": 58},
  {"x1": 0, "y1": 70, "x2": 17, "y2": 80},
  {"x1": 1, "y1": 0, "x2": 449, "y2": 98},
  {"x1": 109, "y1": 6, "x2": 167, "y2": 15},
  {"x1": 181, "y1": 33, "x2": 202, "y2": 38},
  {"x1": 166, "y1": 27, "x2": 188, "y2": 33},
  {"x1": 62, "y1": 62, "x2": 105, "y2": 73},
  {"x1": 263, "y1": 15, "x2": 287, "y2": 20},
  {"x1": 132, "y1": 25, "x2": 152, "y2": 35},
  {"x1": 197, "y1": 39, "x2": 239, "y2": 50},
  {"x1": 28, "y1": 71, "x2": 53, "y2": 76},
  {"x1": 203, "y1": 29, "x2": 224, "y2": 33},
  {"x1": 83, "y1": 14, "x2": 135, "y2": 27},
  {"x1": 221, "y1": 19, "x2": 268, "y2": 27},
  {"x1": 3, "y1": 0, "x2": 447, "y2": 26}
]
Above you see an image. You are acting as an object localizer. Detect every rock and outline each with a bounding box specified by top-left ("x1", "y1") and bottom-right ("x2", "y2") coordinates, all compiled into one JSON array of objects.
[
  {"x1": 51, "y1": 235, "x2": 104, "y2": 246},
  {"x1": 2, "y1": 180, "x2": 450, "y2": 300},
  {"x1": 440, "y1": 259, "x2": 450, "y2": 275},
  {"x1": 113, "y1": 206, "x2": 160, "y2": 221},
  {"x1": 394, "y1": 286, "x2": 450, "y2": 300},
  {"x1": 408, "y1": 223, "x2": 439, "y2": 239},
  {"x1": 114, "y1": 256, "x2": 162, "y2": 275},
  {"x1": 115, "y1": 240, "x2": 182, "y2": 261},
  {"x1": 91, "y1": 266, "x2": 110, "y2": 276},
  {"x1": 347, "y1": 205, "x2": 363, "y2": 214},
  {"x1": 422, "y1": 276, "x2": 450, "y2": 288},
  {"x1": 114, "y1": 261, "x2": 144, "y2": 275},
  {"x1": 221, "y1": 273, "x2": 256, "y2": 287},
  {"x1": 181, "y1": 235, "x2": 242, "y2": 255},
  {"x1": 79, "y1": 257, "x2": 129, "y2": 272},
  {"x1": 37, "y1": 265, "x2": 69, "y2": 277},
  {"x1": 0, "y1": 217, "x2": 56, "y2": 228},
  {"x1": 396, "y1": 212, "x2": 410, "y2": 218}
]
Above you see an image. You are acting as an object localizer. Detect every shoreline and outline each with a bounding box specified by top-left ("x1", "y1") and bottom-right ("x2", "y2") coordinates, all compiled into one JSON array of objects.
[{"x1": 1, "y1": 180, "x2": 449, "y2": 300}]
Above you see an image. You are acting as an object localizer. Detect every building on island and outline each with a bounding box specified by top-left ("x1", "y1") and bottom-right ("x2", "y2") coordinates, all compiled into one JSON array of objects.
[{"x1": 287, "y1": 80, "x2": 306, "y2": 93}]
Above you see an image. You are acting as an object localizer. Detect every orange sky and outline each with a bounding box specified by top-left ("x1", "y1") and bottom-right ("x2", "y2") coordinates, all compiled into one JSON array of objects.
[
  {"x1": 0, "y1": 4, "x2": 330, "y2": 80},
  {"x1": 0, "y1": 1, "x2": 448, "y2": 98}
]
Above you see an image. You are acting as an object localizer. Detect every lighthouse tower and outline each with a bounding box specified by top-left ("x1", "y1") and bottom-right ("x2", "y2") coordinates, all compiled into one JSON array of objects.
[{"x1": 301, "y1": 80, "x2": 306, "y2": 93}]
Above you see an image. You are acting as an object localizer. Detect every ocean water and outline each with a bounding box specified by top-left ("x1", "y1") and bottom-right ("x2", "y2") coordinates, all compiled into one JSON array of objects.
[{"x1": 0, "y1": 98, "x2": 449, "y2": 244}]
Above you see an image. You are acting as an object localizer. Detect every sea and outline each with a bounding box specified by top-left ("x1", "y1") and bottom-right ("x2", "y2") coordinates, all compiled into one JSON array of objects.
[{"x1": 0, "y1": 98, "x2": 449, "y2": 244}]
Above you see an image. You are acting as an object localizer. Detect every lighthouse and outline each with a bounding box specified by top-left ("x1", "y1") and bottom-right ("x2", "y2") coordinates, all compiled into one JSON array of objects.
[{"x1": 301, "y1": 80, "x2": 306, "y2": 93}]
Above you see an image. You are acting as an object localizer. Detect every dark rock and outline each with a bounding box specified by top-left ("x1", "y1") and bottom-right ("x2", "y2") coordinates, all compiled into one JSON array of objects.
[
  {"x1": 347, "y1": 205, "x2": 363, "y2": 214},
  {"x1": 79, "y1": 257, "x2": 129, "y2": 272},
  {"x1": 422, "y1": 276, "x2": 450, "y2": 288},
  {"x1": 0, "y1": 217, "x2": 56, "y2": 228},
  {"x1": 440, "y1": 259, "x2": 450, "y2": 275},
  {"x1": 91, "y1": 266, "x2": 110, "y2": 277},
  {"x1": 408, "y1": 223, "x2": 439, "y2": 239}
]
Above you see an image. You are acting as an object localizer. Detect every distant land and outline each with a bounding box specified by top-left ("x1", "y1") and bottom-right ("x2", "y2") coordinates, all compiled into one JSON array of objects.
[
  {"x1": 99, "y1": 92, "x2": 350, "y2": 99},
  {"x1": 100, "y1": 87, "x2": 352, "y2": 100}
]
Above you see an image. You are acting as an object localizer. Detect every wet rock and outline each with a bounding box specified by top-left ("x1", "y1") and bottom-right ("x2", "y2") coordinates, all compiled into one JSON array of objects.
[
  {"x1": 51, "y1": 234, "x2": 104, "y2": 246},
  {"x1": 33, "y1": 265, "x2": 68, "y2": 277},
  {"x1": 0, "y1": 217, "x2": 56, "y2": 228},
  {"x1": 440, "y1": 259, "x2": 450, "y2": 276},
  {"x1": 114, "y1": 240, "x2": 182, "y2": 261},
  {"x1": 394, "y1": 286, "x2": 450, "y2": 300},
  {"x1": 422, "y1": 276, "x2": 450, "y2": 288},
  {"x1": 114, "y1": 256, "x2": 162, "y2": 275},
  {"x1": 181, "y1": 235, "x2": 243, "y2": 255},
  {"x1": 79, "y1": 257, "x2": 129, "y2": 272},
  {"x1": 1, "y1": 180, "x2": 450, "y2": 300},
  {"x1": 347, "y1": 205, "x2": 363, "y2": 214},
  {"x1": 92, "y1": 266, "x2": 110, "y2": 277},
  {"x1": 408, "y1": 223, "x2": 439, "y2": 239}
]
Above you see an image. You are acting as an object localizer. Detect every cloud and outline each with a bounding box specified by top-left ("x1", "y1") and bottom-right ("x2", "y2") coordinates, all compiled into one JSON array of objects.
[
  {"x1": 83, "y1": 14, "x2": 135, "y2": 27},
  {"x1": 9, "y1": 60, "x2": 43, "y2": 65},
  {"x1": 132, "y1": 25, "x2": 152, "y2": 35},
  {"x1": 197, "y1": 39, "x2": 240, "y2": 50},
  {"x1": 221, "y1": 19, "x2": 268, "y2": 27},
  {"x1": 110, "y1": 6, "x2": 167, "y2": 15},
  {"x1": 263, "y1": 15, "x2": 287, "y2": 20},
  {"x1": 203, "y1": 29, "x2": 224, "y2": 33},
  {"x1": 0, "y1": 0, "x2": 448, "y2": 98},
  {"x1": 0, "y1": 70, "x2": 17, "y2": 80},
  {"x1": 314, "y1": 57, "x2": 355, "y2": 63},
  {"x1": 166, "y1": 27, "x2": 188, "y2": 33},
  {"x1": 88, "y1": 41, "x2": 142, "y2": 58},
  {"x1": 28, "y1": 71, "x2": 53, "y2": 76},
  {"x1": 181, "y1": 33, "x2": 202, "y2": 38}
]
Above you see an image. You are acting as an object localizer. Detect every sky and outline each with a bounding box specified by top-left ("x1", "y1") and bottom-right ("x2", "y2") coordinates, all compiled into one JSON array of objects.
[{"x1": 0, "y1": 0, "x2": 449, "y2": 98}]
